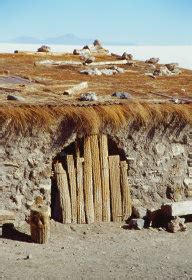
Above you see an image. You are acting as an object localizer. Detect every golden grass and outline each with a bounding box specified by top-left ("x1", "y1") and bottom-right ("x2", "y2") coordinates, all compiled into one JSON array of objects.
[{"x1": 0, "y1": 102, "x2": 191, "y2": 136}]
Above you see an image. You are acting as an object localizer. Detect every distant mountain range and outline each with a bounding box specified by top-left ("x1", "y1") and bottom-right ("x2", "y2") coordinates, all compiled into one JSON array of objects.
[{"x1": 3, "y1": 33, "x2": 136, "y2": 46}]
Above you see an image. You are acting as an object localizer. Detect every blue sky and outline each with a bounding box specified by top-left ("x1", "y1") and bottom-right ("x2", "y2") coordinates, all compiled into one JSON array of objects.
[{"x1": 0, "y1": 0, "x2": 191, "y2": 44}]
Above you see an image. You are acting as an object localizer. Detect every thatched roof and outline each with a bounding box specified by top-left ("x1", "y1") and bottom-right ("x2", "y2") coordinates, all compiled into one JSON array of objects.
[{"x1": 0, "y1": 52, "x2": 191, "y2": 134}]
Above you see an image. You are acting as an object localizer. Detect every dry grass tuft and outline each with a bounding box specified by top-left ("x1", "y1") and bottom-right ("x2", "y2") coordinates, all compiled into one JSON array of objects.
[{"x1": 0, "y1": 102, "x2": 191, "y2": 136}]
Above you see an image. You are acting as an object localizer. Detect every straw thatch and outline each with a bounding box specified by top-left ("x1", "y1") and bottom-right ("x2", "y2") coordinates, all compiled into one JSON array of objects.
[{"x1": 0, "y1": 102, "x2": 191, "y2": 136}]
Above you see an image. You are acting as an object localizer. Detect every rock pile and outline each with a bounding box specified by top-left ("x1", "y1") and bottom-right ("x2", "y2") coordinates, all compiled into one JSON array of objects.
[
  {"x1": 153, "y1": 64, "x2": 182, "y2": 76},
  {"x1": 73, "y1": 39, "x2": 109, "y2": 59},
  {"x1": 128, "y1": 201, "x2": 190, "y2": 232},
  {"x1": 80, "y1": 66, "x2": 125, "y2": 76},
  {"x1": 37, "y1": 45, "x2": 51, "y2": 53}
]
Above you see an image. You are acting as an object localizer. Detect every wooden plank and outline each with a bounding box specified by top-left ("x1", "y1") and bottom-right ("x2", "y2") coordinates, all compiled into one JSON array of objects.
[
  {"x1": 64, "y1": 82, "x2": 88, "y2": 96},
  {"x1": 120, "y1": 161, "x2": 132, "y2": 220},
  {"x1": 54, "y1": 162, "x2": 71, "y2": 223},
  {"x1": 161, "y1": 201, "x2": 192, "y2": 217},
  {"x1": 99, "y1": 134, "x2": 110, "y2": 222},
  {"x1": 90, "y1": 135, "x2": 103, "y2": 222},
  {"x1": 84, "y1": 136, "x2": 94, "y2": 224},
  {"x1": 66, "y1": 155, "x2": 77, "y2": 223},
  {"x1": 76, "y1": 158, "x2": 85, "y2": 224},
  {"x1": 109, "y1": 155, "x2": 122, "y2": 222}
]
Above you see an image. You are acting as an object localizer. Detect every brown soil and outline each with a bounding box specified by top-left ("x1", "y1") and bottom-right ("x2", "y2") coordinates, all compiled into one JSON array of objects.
[
  {"x1": 0, "y1": 53, "x2": 192, "y2": 105},
  {"x1": 1, "y1": 221, "x2": 192, "y2": 279}
]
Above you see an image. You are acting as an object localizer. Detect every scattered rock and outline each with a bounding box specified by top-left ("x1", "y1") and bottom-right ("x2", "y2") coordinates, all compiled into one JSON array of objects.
[
  {"x1": 153, "y1": 66, "x2": 172, "y2": 76},
  {"x1": 25, "y1": 254, "x2": 32, "y2": 260},
  {"x1": 84, "y1": 57, "x2": 96, "y2": 64},
  {"x1": 80, "y1": 68, "x2": 102, "y2": 76},
  {"x1": 145, "y1": 73, "x2": 156, "y2": 79},
  {"x1": 73, "y1": 49, "x2": 80, "y2": 55},
  {"x1": 145, "y1": 58, "x2": 159, "y2": 64},
  {"x1": 129, "y1": 218, "x2": 145, "y2": 230},
  {"x1": 3, "y1": 70, "x2": 10, "y2": 75},
  {"x1": 184, "y1": 178, "x2": 192, "y2": 188},
  {"x1": 93, "y1": 39, "x2": 102, "y2": 47},
  {"x1": 37, "y1": 45, "x2": 51, "y2": 53},
  {"x1": 111, "y1": 92, "x2": 132, "y2": 99},
  {"x1": 80, "y1": 66, "x2": 125, "y2": 76},
  {"x1": 165, "y1": 63, "x2": 179, "y2": 71},
  {"x1": 132, "y1": 206, "x2": 147, "y2": 219},
  {"x1": 154, "y1": 143, "x2": 165, "y2": 156},
  {"x1": 121, "y1": 52, "x2": 133, "y2": 60},
  {"x1": 171, "y1": 144, "x2": 185, "y2": 157},
  {"x1": 79, "y1": 92, "x2": 98, "y2": 101},
  {"x1": 167, "y1": 217, "x2": 187, "y2": 233},
  {"x1": 7, "y1": 95, "x2": 25, "y2": 102}
]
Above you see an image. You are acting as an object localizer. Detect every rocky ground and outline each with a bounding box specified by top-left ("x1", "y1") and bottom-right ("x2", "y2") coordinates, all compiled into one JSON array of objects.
[{"x1": 1, "y1": 220, "x2": 192, "y2": 280}]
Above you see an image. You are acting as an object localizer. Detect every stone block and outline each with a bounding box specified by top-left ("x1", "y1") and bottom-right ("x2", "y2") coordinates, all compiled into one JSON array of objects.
[
  {"x1": 129, "y1": 218, "x2": 145, "y2": 230},
  {"x1": 154, "y1": 143, "x2": 165, "y2": 155},
  {"x1": 184, "y1": 178, "x2": 192, "y2": 188},
  {"x1": 167, "y1": 217, "x2": 186, "y2": 233},
  {"x1": 171, "y1": 144, "x2": 185, "y2": 157},
  {"x1": 132, "y1": 206, "x2": 147, "y2": 218}
]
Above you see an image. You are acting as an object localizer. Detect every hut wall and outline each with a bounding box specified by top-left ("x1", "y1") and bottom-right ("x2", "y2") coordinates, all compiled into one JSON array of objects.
[{"x1": 0, "y1": 122, "x2": 191, "y2": 224}]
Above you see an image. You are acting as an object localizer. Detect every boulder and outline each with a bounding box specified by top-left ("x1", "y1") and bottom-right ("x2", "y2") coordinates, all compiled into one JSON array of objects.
[
  {"x1": 79, "y1": 92, "x2": 98, "y2": 101},
  {"x1": 7, "y1": 95, "x2": 25, "y2": 102},
  {"x1": 167, "y1": 217, "x2": 187, "y2": 233},
  {"x1": 145, "y1": 57, "x2": 159, "y2": 64},
  {"x1": 73, "y1": 49, "x2": 80, "y2": 55},
  {"x1": 84, "y1": 57, "x2": 96, "y2": 64},
  {"x1": 112, "y1": 92, "x2": 132, "y2": 99},
  {"x1": 80, "y1": 68, "x2": 102, "y2": 76},
  {"x1": 165, "y1": 63, "x2": 179, "y2": 71},
  {"x1": 129, "y1": 218, "x2": 145, "y2": 230},
  {"x1": 37, "y1": 45, "x2": 51, "y2": 53},
  {"x1": 93, "y1": 39, "x2": 102, "y2": 47},
  {"x1": 132, "y1": 206, "x2": 147, "y2": 219},
  {"x1": 153, "y1": 66, "x2": 172, "y2": 76},
  {"x1": 121, "y1": 52, "x2": 133, "y2": 60}
]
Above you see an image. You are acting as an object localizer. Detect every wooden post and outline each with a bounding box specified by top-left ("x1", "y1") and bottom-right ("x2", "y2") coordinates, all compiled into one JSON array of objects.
[
  {"x1": 67, "y1": 155, "x2": 77, "y2": 223},
  {"x1": 99, "y1": 134, "x2": 110, "y2": 222},
  {"x1": 30, "y1": 205, "x2": 50, "y2": 244},
  {"x1": 109, "y1": 155, "x2": 122, "y2": 222},
  {"x1": 90, "y1": 135, "x2": 103, "y2": 222},
  {"x1": 120, "y1": 161, "x2": 132, "y2": 220},
  {"x1": 54, "y1": 162, "x2": 71, "y2": 223},
  {"x1": 84, "y1": 136, "x2": 94, "y2": 224},
  {"x1": 76, "y1": 157, "x2": 86, "y2": 224}
]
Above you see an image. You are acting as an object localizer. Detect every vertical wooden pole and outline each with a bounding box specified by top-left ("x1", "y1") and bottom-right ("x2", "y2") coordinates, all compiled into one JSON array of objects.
[
  {"x1": 90, "y1": 135, "x2": 103, "y2": 222},
  {"x1": 109, "y1": 155, "x2": 122, "y2": 222},
  {"x1": 54, "y1": 162, "x2": 71, "y2": 224},
  {"x1": 67, "y1": 155, "x2": 77, "y2": 223},
  {"x1": 76, "y1": 157, "x2": 85, "y2": 224},
  {"x1": 84, "y1": 136, "x2": 94, "y2": 224},
  {"x1": 99, "y1": 134, "x2": 110, "y2": 222},
  {"x1": 120, "y1": 161, "x2": 132, "y2": 220}
]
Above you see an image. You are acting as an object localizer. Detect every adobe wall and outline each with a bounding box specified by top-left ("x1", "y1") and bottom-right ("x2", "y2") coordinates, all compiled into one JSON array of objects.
[{"x1": 0, "y1": 121, "x2": 191, "y2": 224}]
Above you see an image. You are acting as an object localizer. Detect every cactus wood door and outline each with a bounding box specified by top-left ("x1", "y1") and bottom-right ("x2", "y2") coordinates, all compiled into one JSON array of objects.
[{"x1": 53, "y1": 134, "x2": 132, "y2": 224}]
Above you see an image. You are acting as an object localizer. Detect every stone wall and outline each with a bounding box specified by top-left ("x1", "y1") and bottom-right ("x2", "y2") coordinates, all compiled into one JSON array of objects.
[{"x1": 0, "y1": 121, "x2": 191, "y2": 224}]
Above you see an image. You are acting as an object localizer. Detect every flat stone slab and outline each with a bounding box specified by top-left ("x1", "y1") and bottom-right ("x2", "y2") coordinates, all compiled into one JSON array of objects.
[{"x1": 161, "y1": 201, "x2": 192, "y2": 217}]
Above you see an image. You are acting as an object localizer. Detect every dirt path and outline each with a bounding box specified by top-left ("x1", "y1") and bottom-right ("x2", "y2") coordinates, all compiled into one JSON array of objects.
[{"x1": 1, "y1": 221, "x2": 192, "y2": 280}]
